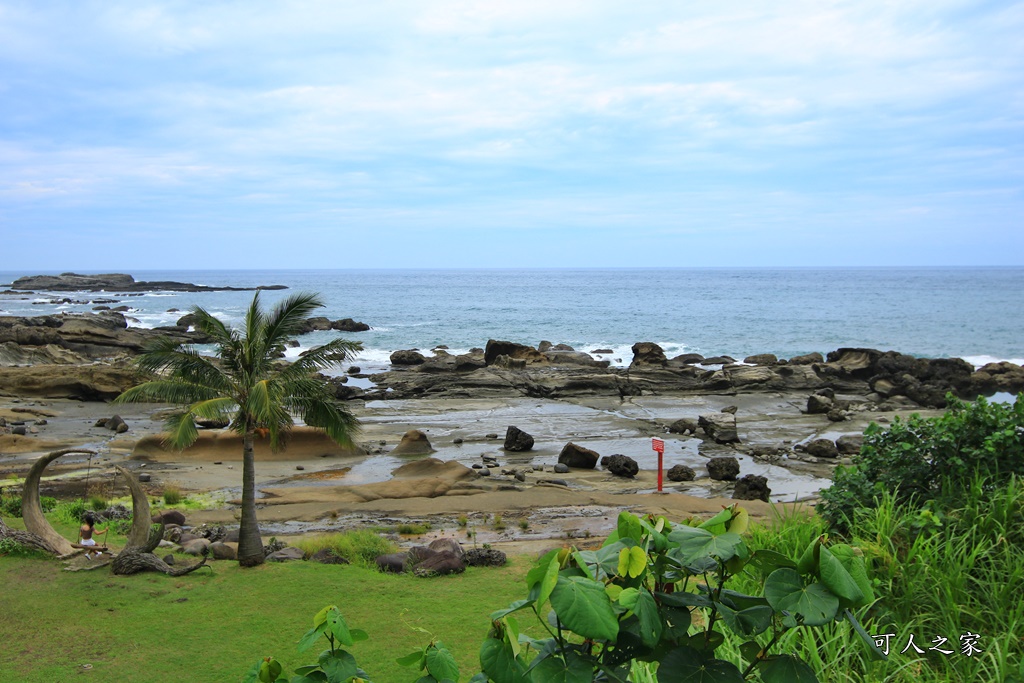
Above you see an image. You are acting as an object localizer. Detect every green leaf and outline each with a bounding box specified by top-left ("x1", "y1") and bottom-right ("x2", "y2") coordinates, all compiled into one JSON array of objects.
[
  {"x1": 490, "y1": 599, "x2": 533, "y2": 621},
  {"x1": 796, "y1": 537, "x2": 821, "y2": 574},
  {"x1": 538, "y1": 558, "x2": 560, "y2": 610},
  {"x1": 297, "y1": 626, "x2": 324, "y2": 653},
  {"x1": 675, "y1": 528, "x2": 744, "y2": 564},
  {"x1": 425, "y1": 644, "x2": 460, "y2": 682},
  {"x1": 760, "y1": 655, "x2": 819, "y2": 683},
  {"x1": 605, "y1": 584, "x2": 624, "y2": 602},
  {"x1": 698, "y1": 507, "x2": 735, "y2": 533},
  {"x1": 817, "y1": 546, "x2": 865, "y2": 607},
  {"x1": 528, "y1": 653, "x2": 593, "y2": 683},
  {"x1": 617, "y1": 546, "x2": 647, "y2": 578},
  {"x1": 844, "y1": 608, "x2": 888, "y2": 660},
  {"x1": 658, "y1": 646, "x2": 745, "y2": 683},
  {"x1": 717, "y1": 604, "x2": 773, "y2": 637},
  {"x1": 479, "y1": 638, "x2": 526, "y2": 683},
  {"x1": 617, "y1": 587, "x2": 639, "y2": 609},
  {"x1": 318, "y1": 650, "x2": 359, "y2": 682},
  {"x1": 764, "y1": 568, "x2": 839, "y2": 626},
  {"x1": 550, "y1": 576, "x2": 620, "y2": 641},
  {"x1": 617, "y1": 511, "x2": 643, "y2": 543},
  {"x1": 258, "y1": 658, "x2": 283, "y2": 683},
  {"x1": 327, "y1": 611, "x2": 355, "y2": 647},
  {"x1": 633, "y1": 588, "x2": 663, "y2": 648},
  {"x1": 738, "y1": 640, "x2": 763, "y2": 663},
  {"x1": 397, "y1": 649, "x2": 426, "y2": 668},
  {"x1": 747, "y1": 549, "x2": 796, "y2": 577},
  {"x1": 830, "y1": 546, "x2": 875, "y2": 607}
]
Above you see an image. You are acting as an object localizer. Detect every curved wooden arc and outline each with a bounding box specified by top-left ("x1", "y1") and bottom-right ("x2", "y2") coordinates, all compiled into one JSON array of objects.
[
  {"x1": 113, "y1": 465, "x2": 153, "y2": 548},
  {"x1": 22, "y1": 448, "x2": 97, "y2": 557}
]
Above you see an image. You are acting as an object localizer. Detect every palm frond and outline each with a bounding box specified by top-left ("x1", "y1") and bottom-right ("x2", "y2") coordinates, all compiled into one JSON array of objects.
[
  {"x1": 244, "y1": 291, "x2": 267, "y2": 368},
  {"x1": 162, "y1": 411, "x2": 200, "y2": 451},
  {"x1": 188, "y1": 305, "x2": 234, "y2": 344},
  {"x1": 286, "y1": 394, "x2": 360, "y2": 448},
  {"x1": 276, "y1": 338, "x2": 363, "y2": 381},
  {"x1": 130, "y1": 345, "x2": 234, "y2": 394},
  {"x1": 188, "y1": 397, "x2": 239, "y2": 422},
  {"x1": 114, "y1": 379, "x2": 225, "y2": 406},
  {"x1": 262, "y1": 292, "x2": 325, "y2": 348}
]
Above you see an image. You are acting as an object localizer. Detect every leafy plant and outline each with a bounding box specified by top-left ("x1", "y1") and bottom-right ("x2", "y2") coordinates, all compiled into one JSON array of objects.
[
  {"x1": 244, "y1": 605, "x2": 372, "y2": 683},
  {"x1": 492, "y1": 515, "x2": 506, "y2": 532},
  {"x1": 397, "y1": 640, "x2": 461, "y2": 682},
  {"x1": 162, "y1": 486, "x2": 183, "y2": 506},
  {"x1": 457, "y1": 514, "x2": 469, "y2": 528},
  {"x1": 89, "y1": 494, "x2": 109, "y2": 511},
  {"x1": 473, "y1": 507, "x2": 879, "y2": 682},
  {"x1": 518, "y1": 519, "x2": 529, "y2": 531},
  {"x1": 52, "y1": 499, "x2": 87, "y2": 525},
  {"x1": 819, "y1": 394, "x2": 1024, "y2": 531}
]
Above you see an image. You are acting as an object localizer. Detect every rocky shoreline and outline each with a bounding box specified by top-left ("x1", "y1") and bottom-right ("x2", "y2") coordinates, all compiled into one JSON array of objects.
[
  {"x1": 4, "y1": 272, "x2": 287, "y2": 293},
  {"x1": 1, "y1": 310, "x2": 1021, "y2": 549}
]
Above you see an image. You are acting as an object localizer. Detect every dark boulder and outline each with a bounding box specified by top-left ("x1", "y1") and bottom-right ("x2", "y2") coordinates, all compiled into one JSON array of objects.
[
  {"x1": 266, "y1": 547, "x2": 305, "y2": 562},
  {"x1": 789, "y1": 352, "x2": 824, "y2": 365},
  {"x1": 414, "y1": 551, "x2": 466, "y2": 577},
  {"x1": 667, "y1": 464, "x2": 696, "y2": 482},
  {"x1": 702, "y1": 356, "x2": 736, "y2": 365},
  {"x1": 484, "y1": 340, "x2": 545, "y2": 365},
  {"x1": 390, "y1": 429, "x2": 435, "y2": 455},
  {"x1": 152, "y1": 510, "x2": 186, "y2": 526},
  {"x1": 427, "y1": 537, "x2": 465, "y2": 560},
  {"x1": 558, "y1": 442, "x2": 600, "y2": 469},
  {"x1": 390, "y1": 349, "x2": 426, "y2": 365},
  {"x1": 668, "y1": 418, "x2": 698, "y2": 435},
  {"x1": 707, "y1": 457, "x2": 740, "y2": 481},
  {"x1": 553, "y1": 463, "x2": 570, "y2": 474},
  {"x1": 465, "y1": 547, "x2": 507, "y2": 567},
  {"x1": 807, "y1": 394, "x2": 834, "y2": 414},
  {"x1": 603, "y1": 454, "x2": 639, "y2": 478},
  {"x1": 311, "y1": 548, "x2": 350, "y2": 565},
  {"x1": 670, "y1": 353, "x2": 705, "y2": 365},
  {"x1": 804, "y1": 438, "x2": 840, "y2": 459},
  {"x1": 698, "y1": 413, "x2": 739, "y2": 444},
  {"x1": 835, "y1": 434, "x2": 864, "y2": 455},
  {"x1": 503, "y1": 425, "x2": 535, "y2": 452},
  {"x1": 733, "y1": 474, "x2": 771, "y2": 502},
  {"x1": 743, "y1": 354, "x2": 777, "y2": 365},
  {"x1": 376, "y1": 552, "x2": 410, "y2": 573},
  {"x1": 331, "y1": 318, "x2": 370, "y2": 332},
  {"x1": 630, "y1": 342, "x2": 667, "y2": 367},
  {"x1": 208, "y1": 542, "x2": 237, "y2": 561}
]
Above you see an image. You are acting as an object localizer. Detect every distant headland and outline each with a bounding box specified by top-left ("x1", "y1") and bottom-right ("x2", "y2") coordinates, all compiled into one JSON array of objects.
[{"x1": 5, "y1": 273, "x2": 288, "y2": 293}]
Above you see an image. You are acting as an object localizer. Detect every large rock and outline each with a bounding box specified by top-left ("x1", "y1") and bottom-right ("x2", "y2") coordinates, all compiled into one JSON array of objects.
[
  {"x1": 789, "y1": 352, "x2": 824, "y2": 365},
  {"x1": 743, "y1": 354, "x2": 777, "y2": 365},
  {"x1": 331, "y1": 318, "x2": 370, "y2": 332},
  {"x1": 427, "y1": 537, "x2": 465, "y2": 560},
  {"x1": 668, "y1": 418, "x2": 698, "y2": 435},
  {"x1": 465, "y1": 547, "x2": 507, "y2": 567},
  {"x1": 414, "y1": 551, "x2": 466, "y2": 577},
  {"x1": 707, "y1": 457, "x2": 740, "y2": 481},
  {"x1": 667, "y1": 464, "x2": 696, "y2": 482},
  {"x1": 698, "y1": 413, "x2": 740, "y2": 444},
  {"x1": 376, "y1": 552, "x2": 410, "y2": 573},
  {"x1": 310, "y1": 548, "x2": 350, "y2": 565},
  {"x1": 603, "y1": 454, "x2": 639, "y2": 478},
  {"x1": 208, "y1": 542, "x2": 238, "y2": 560},
  {"x1": 835, "y1": 434, "x2": 864, "y2": 455},
  {"x1": 0, "y1": 364, "x2": 137, "y2": 400},
  {"x1": 558, "y1": 442, "x2": 600, "y2": 469},
  {"x1": 266, "y1": 547, "x2": 305, "y2": 562},
  {"x1": 807, "y1": 393, "x2": 834, "y2": 414},
  {"x1": 733, "y1": 474, "x2": 771, "y2": 502},
  {"x1": 152, "y1": 510, "x2": 186, "y2": 526},
  {"x1": 804, "y1": 438, "x2": 840, "y2": 459},
  {"x1": 390, "y1": 349, "x2": 426, "y2": 365},
  {"x1": 503, "y1": 425, "x2": 535, "y2": 452},
  {"x1": 484, "y1": 340, "x2": 545, "y2": 366},
  {"x1": 390, "y1": 430, "x2": 435, "y2": 455},
  {"x1": 630, "y1": 342, "x2": 667, "y2": 367}
]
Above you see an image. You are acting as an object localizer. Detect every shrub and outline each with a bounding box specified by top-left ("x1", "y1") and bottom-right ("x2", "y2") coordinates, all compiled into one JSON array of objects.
[
  {"x1": 395, "y1": 522, "x2": 430, "y2": 535},
  {"x1": 818, "y1": 394, "x2": 1024, "y2": 531},
  {"x1": 290, "y1": 530, "x2": 397, "y2": 568},
  {"x1": 89, "y1": 495, "x2": 108, "y2": 511},
  {"x1": 162, "y1": 486, "x2": 183, "y2": 506},
  {"x1": 52, "y1": 499, "x2": 87, "y2": 525}
]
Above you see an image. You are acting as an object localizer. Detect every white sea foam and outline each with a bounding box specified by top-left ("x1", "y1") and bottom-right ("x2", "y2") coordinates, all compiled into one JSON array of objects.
[{"x1": 962, "y1": 355, "x2": 1024, "y2": 370}]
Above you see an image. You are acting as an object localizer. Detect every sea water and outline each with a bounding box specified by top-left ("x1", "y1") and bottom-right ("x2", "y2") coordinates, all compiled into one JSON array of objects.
[{"x1": 2, "y1": 267, "x2": 1022, "y2": 374}]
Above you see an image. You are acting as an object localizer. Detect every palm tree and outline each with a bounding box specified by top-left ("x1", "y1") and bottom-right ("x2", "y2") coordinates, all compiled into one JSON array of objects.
[{"x1": 114, "y1": 292, "x2": 360, "y2": 567}]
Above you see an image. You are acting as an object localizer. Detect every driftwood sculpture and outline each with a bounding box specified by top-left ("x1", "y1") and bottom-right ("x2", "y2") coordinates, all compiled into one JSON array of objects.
[
  {"x1": 108, "y1": 464, "x2": 208, "y2": 576},
  {"x1": 10, "y1": 448, "x2": 207, "y2": 576}
]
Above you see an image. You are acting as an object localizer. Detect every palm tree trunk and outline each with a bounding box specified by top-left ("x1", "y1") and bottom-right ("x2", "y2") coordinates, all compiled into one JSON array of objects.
[{"x1": 237, "y1": 423, "x2": 264, "y2": 567}]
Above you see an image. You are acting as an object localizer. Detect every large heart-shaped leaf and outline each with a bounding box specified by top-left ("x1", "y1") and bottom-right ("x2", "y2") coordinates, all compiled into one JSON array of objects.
[
  {"x1": 829, "y1": 545, "x2": 875, "y2": 607},
  {"x1": 618, "y1": 546, "x2": 647, "y2": 578},
  {"x1": 633, "y1": 588, "x2": 663, "y2": 648},
  {"x1": 764, "y1": 569, "x2": 838, "y2": 626},
  {"x1": 759, "y1": 654, "x2": 819, "y2": 683},
  {"x1": 658, "y1": 646, "x2": 745, "y2": 683},
  {"x1": 528, "y1": 652, "x2": 592, "y2": 683},
  {"x1": 318, "y1": 650, "x2": 359, "y2": 682},
  {"x1": 425, "y1": 644, "x2": 460, "y2": 683},
  {"x1": 672, "y1": 527, "x2": 744, "y2": 564},
  {"x1": 550, "y1": 576, "x2": 619, "y2": 641},
  {"x1": 818, "y1": 546, "x2": 865, "y2": 607},
  {"x1": 479, "y1": 638, "x2": 526, "y2": 683},
  {"x1": 717, "y1": 604, "x2": 773, "y2": 637}
]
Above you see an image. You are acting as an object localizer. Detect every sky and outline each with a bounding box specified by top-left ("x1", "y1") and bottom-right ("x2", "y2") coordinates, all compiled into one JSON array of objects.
[{"x1": 0, "y1": 1, "x2": 1022, "y2": 269}]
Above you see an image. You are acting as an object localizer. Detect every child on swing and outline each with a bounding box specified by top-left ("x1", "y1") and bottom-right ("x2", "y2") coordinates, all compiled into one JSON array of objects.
[{"x1": 79, "y1": 513, "x2": 108, "y2": 560}]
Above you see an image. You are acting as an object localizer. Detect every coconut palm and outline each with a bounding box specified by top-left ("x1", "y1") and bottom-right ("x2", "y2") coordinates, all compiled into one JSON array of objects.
[{"x1": 114, "y1": 292, "x2": 360, "y2": 567}]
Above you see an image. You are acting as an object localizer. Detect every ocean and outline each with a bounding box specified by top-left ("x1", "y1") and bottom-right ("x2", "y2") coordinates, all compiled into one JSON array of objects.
[{"x1": 2, "y1": 267, "x2": 1022, "y2": 374}]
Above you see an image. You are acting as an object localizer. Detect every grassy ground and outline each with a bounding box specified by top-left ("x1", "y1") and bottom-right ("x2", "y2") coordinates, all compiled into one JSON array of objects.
[{"x1": 0, "y1": 547, "x2": 527, "y2": 683}]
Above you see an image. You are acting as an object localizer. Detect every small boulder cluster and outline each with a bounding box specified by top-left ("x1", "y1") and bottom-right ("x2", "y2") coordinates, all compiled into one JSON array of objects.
[{"x1": 375, "y1": 537, "x2": 506, "y2": 577}]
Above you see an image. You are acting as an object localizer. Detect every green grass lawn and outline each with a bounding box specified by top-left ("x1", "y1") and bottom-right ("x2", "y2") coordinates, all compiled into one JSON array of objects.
[{"x1": 0, "y1": 552, "x2": 528, "y2": 683}]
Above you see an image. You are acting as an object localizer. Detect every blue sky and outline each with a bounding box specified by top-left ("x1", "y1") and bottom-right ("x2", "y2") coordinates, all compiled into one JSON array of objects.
[{"x1": 0, "y1": 1, "x2": 1021, "y2": 268}]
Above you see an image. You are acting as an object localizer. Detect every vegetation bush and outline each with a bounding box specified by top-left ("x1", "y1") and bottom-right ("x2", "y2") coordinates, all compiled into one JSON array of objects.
[
  {"x1": 818, "y1": 394, "x2": 1024, "y2": 531},
  {"x1": 290, "y1": 530, "x2": 398, "y2": 568},
  {"x1": 52, "y1": 499, "x2": 87, "y2": 525},
  {"x1": 0, "y1": 495, "x2": 57, "y2": 519},
  {"x1": 162, "y1": 486, "x2": 183, "y2": 506},
  {"x1": 250, "y1": 507, "x2": 878, "y2": 682}
]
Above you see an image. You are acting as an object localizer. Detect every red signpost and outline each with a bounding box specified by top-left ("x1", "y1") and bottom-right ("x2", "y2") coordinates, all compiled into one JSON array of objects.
[{"x1": 652, "y1": 437, "x2": 665, "y2": 491}]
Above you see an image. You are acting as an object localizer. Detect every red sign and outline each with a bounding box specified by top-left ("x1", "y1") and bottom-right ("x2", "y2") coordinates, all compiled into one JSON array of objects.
[{"x1": 652, "y1": 438, "x2": 665, "y2": 454}]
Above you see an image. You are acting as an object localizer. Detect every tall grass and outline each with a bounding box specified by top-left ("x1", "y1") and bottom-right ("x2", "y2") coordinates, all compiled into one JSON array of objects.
[{"x1": 289, "y1": 530, "x2": 398, "y2": 568}]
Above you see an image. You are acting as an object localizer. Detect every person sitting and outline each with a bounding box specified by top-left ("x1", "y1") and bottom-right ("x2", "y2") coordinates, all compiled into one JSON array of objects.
[{"x1": 79, "y1": 513, "x2": 108, "y2": 560}]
